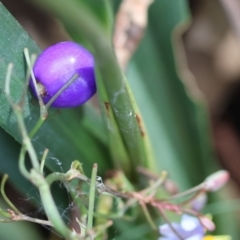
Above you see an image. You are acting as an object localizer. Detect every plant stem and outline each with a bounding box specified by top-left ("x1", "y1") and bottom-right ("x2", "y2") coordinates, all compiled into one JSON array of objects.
[
  {"x1": 5, "y1": 63, "x2": 40, "y2": 171},
  {"x1": 46, "y1": 169, "x2": 89, "y2": 186},
  {"x1": 140, "y1": 202, "x2": 157, "y2": 230},
  {"x1": 45, "y1": 73, "x2": 79, "y2": 108},
  {"x1": 5, "y1": 61, "x2": 82, "y2": 239},
  {"x1": 166, "y1": 183, "x2": 205, "y2": 200},
  {"x1": 24, "y1": 48, "x2": 45, "y2": 116},
  {"x1": 87, "y1": 164, "x2": 98, "y2": 231},
  {"x1": 158, "y1": 207, "x2": 184, "y2": 240},
  {"x1": 1, "y1": 175, "x2": 21, "y2": 214},
  {"x1": 18, "y1": 146, "x2": 30, "y2": 179},
  {"x1": 40, "y1": 149, "x2": 49, "y2": 174},
  {"x1": 30, "y1": 169, "x2": 77, "y2": 240}
]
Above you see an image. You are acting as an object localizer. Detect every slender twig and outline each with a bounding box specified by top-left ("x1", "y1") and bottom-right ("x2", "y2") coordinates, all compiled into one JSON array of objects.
[
  {"x1": 140, "y1": 202, "x2": 157, "y2": 230},
  {"x1": 166, "y1": 183, "x2": 205, "y2": 200},
  {"x1": 16, "y1": 111, "x2": 40, "y2": 170},
  {"x1": 45, "y1": 73, "x2": 79, "y2": 109},
  {"x1": 25, "y1": 48, "x2": 78, "y2": 114},
  {"x1": 142, "y1": 171, "x2": 167, "y2": 195},
  {"x1": 8, "y1": 209, "x2": 53, "y2": 226},
  {"x1": 24, "y1": 48, "x2": 47, "y2": 143},
  {"x1": 180, "y1": 207, "x2": 200, "y2": 216},
  {"x1": 178, "y1": 189, "x2": 205, "y2": 207},
  {"x1": 29, "y1": 117, "x2": 45, "y2": 139},
  {"x1": 157, "y1": 207, "x2": 184, "y2": 240},
  {"x1": 20, "y1": 215, "x2": 53, "y2": 226},
  {"x1": 120, "y1": 172, "x2": 167, "y2": 214},
  {"x1": 137, "y1": 166, "x2": 159, "y2": 180},
  {"x1": 24, "y1": 48, "x2": 45, "y2": 113},
  {"x1": 40, "y1": 149, "x2": 49, "y2": 174},
  {"x1": 19, "y1": 53, "x2": 37, "y2": 108},
  {"x1": 18, "y1": 146, "x2": 30, "y2": 179},
  {"x1": 1, "y1": 175, "x2": 21, "y2": 214}
]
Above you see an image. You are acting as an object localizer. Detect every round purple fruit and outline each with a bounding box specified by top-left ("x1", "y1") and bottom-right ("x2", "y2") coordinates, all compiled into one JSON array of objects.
[{"x1": 30, "y1": 41, "x2": 96, "y2": 108}]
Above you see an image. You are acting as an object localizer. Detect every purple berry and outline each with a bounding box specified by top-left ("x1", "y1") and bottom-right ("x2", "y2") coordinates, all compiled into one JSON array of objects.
[{"x1": 30, "y1": 41, "x2": 96, "y2": 108}]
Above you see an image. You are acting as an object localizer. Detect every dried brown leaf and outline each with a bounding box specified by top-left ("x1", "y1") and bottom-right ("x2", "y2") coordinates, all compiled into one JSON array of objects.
[{"x1": 113, "y1": 0, "x2": 154, "y2": 69}]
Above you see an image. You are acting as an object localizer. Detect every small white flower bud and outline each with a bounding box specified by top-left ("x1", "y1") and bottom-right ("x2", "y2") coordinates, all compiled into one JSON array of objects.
[
  {"x1": 204, "y1": 170, "x2": 229, "y2": 192},
  {"x1": 199, "y1": 215, "x2": 215, "y2": 231}
]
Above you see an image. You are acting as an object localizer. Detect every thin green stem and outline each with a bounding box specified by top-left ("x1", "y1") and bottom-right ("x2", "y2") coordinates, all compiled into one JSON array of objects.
[
  {"x1": 46, "y1": 169, "x2": 89, "y2": 186},
  {"x1": 70, "y1": 160, "x2": 86, "y2": 175},
  {"x1": 6, "y1": 209, "x2": 53, "y2": 226},
  {"x1": 178, "y1": 189, "x2": 205, "y2": 207},
  {"x1": 24, "y1": 48, "x2": 45, "y2": 114},
  {"x1": 140, "y1": 203, "x2": 157, "y2": 230},
  {"x1": 158, "y1": 207, "x2": 184, "y2": 240},
  {"x1": 40, "y1": 149, "x2": 49, "y2": 174},
  {"x1": 45, "y1": 73, "x2": 79, "y2": 109},
  {"x1": 166, "y1": 183, "x2": 205, "y2": 201},
  {"x1": 29, "y1": 74, "x2": 79, "y2": 139},
  {"x1": 15, "y1": 110, "x2": 40, "y2": 170},
  {"x1": 18, "y1": 146, "x2": 30, "y2": 179},
  {"x1": 19, "y1": 53, "x2": 37, "y2": 108},
  {"x1": 46, "y1": 172, "x2": 72, "y2": 185},
  {"x1": 87, "y1": 164, "x2": 98, "y2": 231},
  {"x1": 0, "y1": 208, "x2": 11, "y2": 218},
  {"x1": 120, "y1": 172, "x2": 167, "y2": 214},
  {"x1": 1, "y1": 175, "x2": 21, "y2": 214},
  {"x1": 29, "y1": 117, "x2": 45, "y2": 138},
  {"x1": 17, "y1": 214, "x2": 53, "y2": 226}
]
